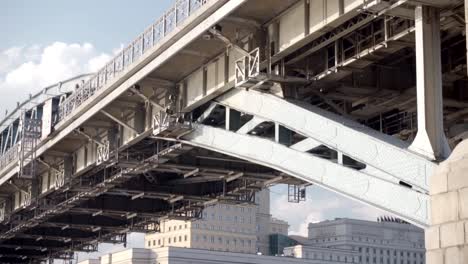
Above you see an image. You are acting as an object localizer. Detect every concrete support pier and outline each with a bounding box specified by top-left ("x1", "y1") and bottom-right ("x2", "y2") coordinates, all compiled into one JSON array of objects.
[
  {"x1": 426, "y1": 139, "x2": 468, "y2": 263},
  {"x1": 409, "y1": 5, "x2": 450, "y2": 160}
]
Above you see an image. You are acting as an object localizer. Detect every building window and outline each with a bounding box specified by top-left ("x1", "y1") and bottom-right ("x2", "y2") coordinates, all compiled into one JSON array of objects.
[
  {"x1": 184, "y1": 235, "x2": 187, "y2": 241},
  {"x1": 210, "y1": 236, "x2": 214, "y2": 243},
  {"x1": 218, "y1": 237, "x2": 223, "y2": 244},
  {"x1": 158, "y1": 239, "x2": 161, "y2": 245},
  {"x1": 153, "y1": 240, "x2": 156, "y2": 246},
  {"x1": 168, "y1": 227, "x2": 171, "y2": 232},
  {"x1": 148, "y1": 241, "x2": 151, "y2": 247},
  {"x1": 168, "y1": 238, "x2": 171, "y2": 244},
  {"x1": 203, "y1": 235, "x2": 207, "y2": 242}
]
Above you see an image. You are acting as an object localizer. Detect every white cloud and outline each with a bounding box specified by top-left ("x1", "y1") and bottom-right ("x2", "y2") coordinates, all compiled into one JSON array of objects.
[
  {"x1": 270, "y1": 185, "x2": 384, "y2": 236},
  {"x1": 0, "y1": 42, "x2": 112, "y2": 116}
]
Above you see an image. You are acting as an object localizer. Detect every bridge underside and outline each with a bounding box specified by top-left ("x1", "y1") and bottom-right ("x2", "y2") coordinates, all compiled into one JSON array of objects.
[{"x1": 0, "y1": 0, "x2": 467, "y2": 262}]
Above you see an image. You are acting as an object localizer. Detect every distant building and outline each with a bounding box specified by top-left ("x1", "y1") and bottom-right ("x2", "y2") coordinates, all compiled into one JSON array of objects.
[
  {"x1": 283, "y1": 218, "x2": 425, "y2": 264},
  {"x1": 145, "y1": 189, "x2": 289, "y2": 255},
  {"x1": 82, "y1": 247, "x2": 354, "y2": 264}
]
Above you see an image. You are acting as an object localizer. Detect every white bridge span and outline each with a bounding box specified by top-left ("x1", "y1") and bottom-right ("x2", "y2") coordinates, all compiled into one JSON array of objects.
[{"x1": 184, "y1": 89, "x2": 435, "y2": 227}]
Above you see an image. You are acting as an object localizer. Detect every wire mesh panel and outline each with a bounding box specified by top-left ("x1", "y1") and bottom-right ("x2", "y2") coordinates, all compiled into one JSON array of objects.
[
  {"x1": 153, "y1": 18, "x2": 165, "y2": 43},
  {"x1": 165, "y1": 8, "x2": 176, "y2": 34},
  {"x1": 176, "y1": 0, "x2": 189, "y2": 25},
  {"x1": 133, "y1": 37, "x2": 143, "y2": 61},
  {"x1": 98, "y1": 70, "x2": 107, "y2": 88},
  {"x1": 106, "y1": 62, "x2": 115, "y2": 81},
  {"x1": 123, "y1": 46, "x2": 133, "y2": 68},
  {"x1": 0, "y1": 144, "x2": 19, "y2": 172},
  {"x1": 114, "y1": 53, "x2": 124, "y2": 74},
  {"x1": 90, "y1": 76, "x2": 98, "y2": 94},
  {"x1": 190, "y1": 0, "x2": 206, "y2": 12},
  {"x1": 143, "y1": 28, "x2": 154, "y2": 52}
]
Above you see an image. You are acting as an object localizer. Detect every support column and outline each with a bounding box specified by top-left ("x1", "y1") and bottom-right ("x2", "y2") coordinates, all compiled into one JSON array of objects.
[
  {"x1": 465, "y1": 0, "x2": 468, "y2": 76},
  {"x1": 409, "y1": 5, "x2": 450, "y2": 160},
  {"x1": 426, "y1": 140, "x2": 468, "y2": 263}
]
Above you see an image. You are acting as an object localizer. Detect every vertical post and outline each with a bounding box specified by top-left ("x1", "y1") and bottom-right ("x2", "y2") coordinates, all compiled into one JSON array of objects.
[
  {"x1": 202, "y1": 67, "x2": 207, "y2": 96},
  {"x1": 465, "y1": 0, "x2": 468, "y2": 76},
  {"x1": 274, "y1": 123, "x2": 279, "y2": 143},
  {"x1": 409, "y1": 6, "x2": 450, "y2": 160},
  {"x1": 225, "y1": 106, "x2": 230, "y2": 131},
  {"x1": 338, "y1": 0, "x2": 344, "y2": 16},
  {"x1": 228, "y1": 109, "x2": 241, "y2": 132},
  {"x1": 334, "y1": 40, "x2": 339, "y2": 70},
  {"x1": 337, "y1": 152, "x2": 343, "y2": 165},
  {"x1": 304, "y1": 0, "x2": 310, "y2": 36}
]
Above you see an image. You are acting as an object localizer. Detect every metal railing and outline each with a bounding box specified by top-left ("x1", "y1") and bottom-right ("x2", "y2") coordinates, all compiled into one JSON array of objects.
[
  {"x1": 0, "y1": 144, "x2": 19, "y2": 172},
  {"x1": 57, "y1": 0, "x2": 211, "y2": 123}
]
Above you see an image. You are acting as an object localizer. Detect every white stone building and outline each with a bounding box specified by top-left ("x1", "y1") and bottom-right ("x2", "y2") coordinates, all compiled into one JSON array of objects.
[
  {"x1": 81, "y1": 247, "x2": 356, "y2": 264},
  {"x1": 145, "y1": 189, "x2": 289, "y2": 255},
  {"x1": 284, "y1": 218, "x2": 425, "y2": 264}
]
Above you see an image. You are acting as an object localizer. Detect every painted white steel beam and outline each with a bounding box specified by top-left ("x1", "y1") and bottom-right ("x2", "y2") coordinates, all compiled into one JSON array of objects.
[
  {"x1": 100, "y1": 110, "x2": 139, "y2": 134},
  {"x1": 409, "y1": 5, "x2": 451, "y2": 160},
  {"x1": 183, "y1": 125, "x2": 430, "y2": 227},
  {"x1": 215, "y1": 89, "x2": 437, "y2": 192},
  {"x1": 236, "y1": 116, "x2": 268, "y2": 134}
]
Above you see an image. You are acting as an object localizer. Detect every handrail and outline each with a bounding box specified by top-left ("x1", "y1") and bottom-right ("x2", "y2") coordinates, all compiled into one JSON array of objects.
[{"x1": 57, "y1": 0, "x2": 212, "y2": 123}]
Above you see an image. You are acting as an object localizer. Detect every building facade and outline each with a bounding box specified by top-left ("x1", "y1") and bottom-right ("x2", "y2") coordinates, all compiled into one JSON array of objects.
[
  {"x1": 145, "y1": 189, "x2": 289, "y2": 255},
  {"x1": 82, "y1": 247, "x2": 355, "y2": 264},
  {"x1": 284, "y1": 218, "x2": 425, "y2": 264}
]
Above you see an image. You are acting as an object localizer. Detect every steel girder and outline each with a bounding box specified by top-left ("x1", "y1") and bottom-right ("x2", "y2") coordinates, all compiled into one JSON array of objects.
[
  {"x1": 214, "y1": 89, "x2": 437, "y2": 192},
  {"x1": 183, "y1": 124, "x2": 430, "y2": 227},
  {"x1": 182, "y1": 88, "x2": 440, "y2": 227}
]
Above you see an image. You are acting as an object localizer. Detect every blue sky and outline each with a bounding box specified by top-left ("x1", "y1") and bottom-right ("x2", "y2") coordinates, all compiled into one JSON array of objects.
[
  {"x1": 0, "y1": 0, "x2": 383, "y2": 261},
  {"x1": 0, "y1": 0, "x2": 173, "y2": 51}
]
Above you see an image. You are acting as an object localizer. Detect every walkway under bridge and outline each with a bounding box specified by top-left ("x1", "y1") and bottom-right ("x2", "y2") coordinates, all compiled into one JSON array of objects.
[{"x1": 0, "y1": 0, "x2": 467, "y2": 262}]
